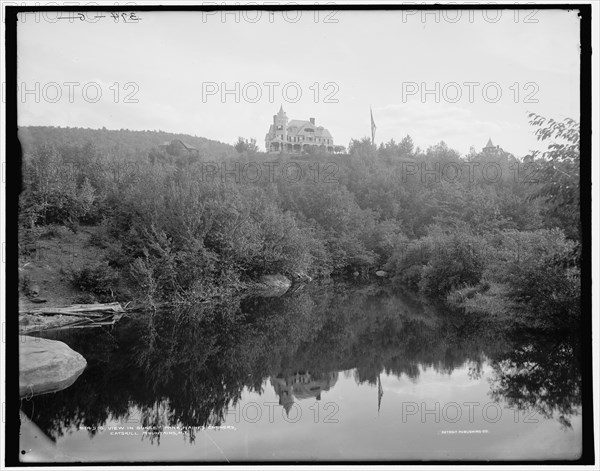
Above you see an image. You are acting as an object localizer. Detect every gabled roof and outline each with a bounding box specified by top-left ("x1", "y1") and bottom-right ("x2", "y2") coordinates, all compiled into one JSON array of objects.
[
  {"x1": 174, "y1": 139, "x2": 197, "y2": 151},
  {"x1": 287, "y1": 119, "x2": 312, "y2": 129},
  {"x1": 163, "y1": 139, "x2": 198, "y2": 151},
  {"x1": 287, "y1": 120, "x2": 332, "y2": 139}
]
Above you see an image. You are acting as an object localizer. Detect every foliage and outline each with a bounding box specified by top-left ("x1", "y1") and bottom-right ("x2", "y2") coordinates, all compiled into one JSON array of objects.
[
  {"x1": 18, "y1": 115, "x2": 581, "y2": 318},
  {"x1": 68, "y1": 262, "x2": 120, "y2": 297},
  {"x1": 19, "y1": 146, "x2": 97, "y2": 231},
  {"x1": 385, "y1": 225, "x2": 486, "y2": 296},
  {"x1": 483, "y1": 229, "x2": 580, "y2": 327},
  {"x1": 234, "y1": 137, "x2": 259, "y2": 154},
  {"x1": 526, "y1": 113, "x2": 581, "y2": 241}
]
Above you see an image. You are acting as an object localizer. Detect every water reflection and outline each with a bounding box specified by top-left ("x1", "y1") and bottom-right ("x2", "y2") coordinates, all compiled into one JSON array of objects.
[
  {"x1": 271, "y1": 371, "x2": 339, "y2": 415},
  {"x1": 19, "y1": 282, "x2": 581, "y2": 460},
  {"x1": 487, "y1": 327, "x2": 581, "y2": 429}
]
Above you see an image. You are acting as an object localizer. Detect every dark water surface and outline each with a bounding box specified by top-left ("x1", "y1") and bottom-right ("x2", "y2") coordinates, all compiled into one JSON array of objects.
[{"x1": 20, "y1": 282, "x2": 582, "y2": 462}]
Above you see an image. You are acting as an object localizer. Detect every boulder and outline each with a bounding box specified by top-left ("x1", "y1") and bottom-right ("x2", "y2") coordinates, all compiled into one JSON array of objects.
[
  {"x1": 255, "y1": 274, "x2": 292, "y2": 297},
  {"x1": 375, "y1": 270, "x2": 388, "y2": 277},
  {"x1": 19, "y1": 336, "x2": 86, "y2": 398},
  {"x1": 29, "y1": 297, "x2": 47, "y2": 304}
]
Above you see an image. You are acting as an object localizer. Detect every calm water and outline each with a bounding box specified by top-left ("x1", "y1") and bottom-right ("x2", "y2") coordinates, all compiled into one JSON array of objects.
[{"x1": 20, "y1": 282, "x2": 582, "y2": 462}]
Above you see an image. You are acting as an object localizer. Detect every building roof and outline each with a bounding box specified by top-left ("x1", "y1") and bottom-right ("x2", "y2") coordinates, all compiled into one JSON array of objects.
[
  {"x1": 161, "y1": 139, "x2": 198, "y2": 151},
  {"x1": 181, "y1": 143, "x2": 197, "y2": 151},
  {"x1": 484, "y1": 138, "x2": 495, "y2": 148},
  {"x1": 287, "y1": 120, "x2": 333, "y2": 139}
]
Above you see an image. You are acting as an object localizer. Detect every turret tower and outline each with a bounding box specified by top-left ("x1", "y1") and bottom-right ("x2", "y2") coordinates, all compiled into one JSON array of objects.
[{"x1": 273, "y1": 104, "x2": 288, "y2": 144}]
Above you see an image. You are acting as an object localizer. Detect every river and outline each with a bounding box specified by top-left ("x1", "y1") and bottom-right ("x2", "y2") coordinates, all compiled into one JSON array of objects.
[{"x1": 19, "y1": 281, "x2": 582, "y2": 462}]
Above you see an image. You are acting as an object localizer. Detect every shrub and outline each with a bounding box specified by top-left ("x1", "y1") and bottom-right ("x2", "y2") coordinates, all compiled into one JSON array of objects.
[
  {"x1": 444, "y1": 229, "x2": 580, "y2": 327},
  {"x1": 485, "y1": 229, "x2": 580, "y2": 326},
  {"x1": 19, "y1": 273, "x2": 32, "y2": 296},
  {"x1": 88, "y1": 228, "x2": 112, "y2": 249},
  {"x1": 385, "y1": 227, "x2": 486, "y2": 297},
  {"x1": 69, "y1": 262, "x2": 119, "y2": 297},
  {"x1": 20, "y1": 146, "x2": 98, "y2": 231}
]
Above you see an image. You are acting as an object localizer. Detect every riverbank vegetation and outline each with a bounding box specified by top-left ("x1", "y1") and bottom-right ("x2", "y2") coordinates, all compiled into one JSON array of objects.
[{"x1": 18, "y1": 113, "x2": 581, "y2": 325}]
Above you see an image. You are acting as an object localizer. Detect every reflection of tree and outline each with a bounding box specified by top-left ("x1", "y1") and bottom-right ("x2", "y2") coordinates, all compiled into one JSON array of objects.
[
  {"x1": 20, "y1": 282, "x2": 580, "y2": 444},
  {"x1": 487, "y1": 328, "x2": 581, "y2": 428}
]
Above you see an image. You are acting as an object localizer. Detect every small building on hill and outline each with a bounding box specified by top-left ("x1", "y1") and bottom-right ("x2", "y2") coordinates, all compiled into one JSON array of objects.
[{"x1": 159, "y1": 139, "x2": 200, "y2": 157}]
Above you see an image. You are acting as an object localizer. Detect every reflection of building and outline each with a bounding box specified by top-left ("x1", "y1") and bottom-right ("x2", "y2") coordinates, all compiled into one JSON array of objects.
[
  {"x1": 265, "y1": 105, "x2": 336, "y2": 153},
  {"x1": 270, "y1": 371, "x2": 338, "y2": 415}
]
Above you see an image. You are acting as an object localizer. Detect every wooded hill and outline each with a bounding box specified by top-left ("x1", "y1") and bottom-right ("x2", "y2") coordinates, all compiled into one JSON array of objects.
[{"x1": 18, "y1": 126, "x2": 235, "y2": 161}]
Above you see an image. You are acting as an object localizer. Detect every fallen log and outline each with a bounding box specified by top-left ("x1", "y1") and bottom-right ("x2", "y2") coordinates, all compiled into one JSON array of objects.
[
  {"x1": 19, "y1": 302, "x2": 126, "y2": 318},
  {"x1": 38, "y1": 313, "x2": 124, "y2": 331}
]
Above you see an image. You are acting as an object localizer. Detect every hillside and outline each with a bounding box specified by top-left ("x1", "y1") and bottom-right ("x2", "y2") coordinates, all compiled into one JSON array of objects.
[{"x1": 18, "y1": 126, "x2": 236, "y2": 160}]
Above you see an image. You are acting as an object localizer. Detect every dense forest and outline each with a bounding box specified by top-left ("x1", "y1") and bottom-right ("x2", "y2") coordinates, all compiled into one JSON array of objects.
[{"x1": 18, "y1": 113, "x2": 581, "y2": 329}]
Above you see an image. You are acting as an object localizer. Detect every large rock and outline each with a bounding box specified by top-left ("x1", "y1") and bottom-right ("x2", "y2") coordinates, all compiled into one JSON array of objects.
[
  {"x1": 375, "y1": 270, "x2": 388, "y2": 277},
  {"x1": 254, "y1": 274, "x2": 292, "y2": 297},
  {"x1": 19, "y1": 336, "x2": 86, "y2": 398}
]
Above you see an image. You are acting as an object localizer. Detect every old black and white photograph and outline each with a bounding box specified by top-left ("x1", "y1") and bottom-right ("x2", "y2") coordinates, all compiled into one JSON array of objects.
[{"x1": 2, "y1": 0, "x2": 597, "y2": 467}]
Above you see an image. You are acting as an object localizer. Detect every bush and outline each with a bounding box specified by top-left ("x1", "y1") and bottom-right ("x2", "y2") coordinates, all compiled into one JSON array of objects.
[
  {"x1": 20, "y1": 146, "x2": 98, "y2": 231},
  {"x1": 385, "y1": 227, "x2": 486, "y2": 297},
  {"x1": 19, "y1": 273, "x2": 32, "y2": 296},
  {"x1": 69, "y1": 262, "x2": 119, "y2": 297},
  {"x1": 88, "y1": 228, "x2": 112, "y2": 249},
  {"x1": 485, "y1": 229, "x2": 580, "y2": 326},
  {"x1": 442, "y1": 229, "x2": 580, "y2": 327}
]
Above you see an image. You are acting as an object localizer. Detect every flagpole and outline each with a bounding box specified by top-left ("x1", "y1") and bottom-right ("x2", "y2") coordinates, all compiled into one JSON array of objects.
[{"x1": 377, "y1": 373, "x2": 383, "y2": 414}]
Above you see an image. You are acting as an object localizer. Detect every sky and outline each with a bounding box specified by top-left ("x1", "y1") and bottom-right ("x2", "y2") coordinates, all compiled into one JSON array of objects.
[{"x1": 16, "y1": 7, "x2": 581, "y2": 156}]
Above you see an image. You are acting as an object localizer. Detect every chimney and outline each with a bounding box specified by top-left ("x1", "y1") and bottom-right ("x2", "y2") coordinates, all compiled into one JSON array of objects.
[
  {"x1": 273, "y1": 115, "x2": 277, "y2": 125},
  {"x1": 310, "y1": 117, "x2": 315, "y2": 125}
]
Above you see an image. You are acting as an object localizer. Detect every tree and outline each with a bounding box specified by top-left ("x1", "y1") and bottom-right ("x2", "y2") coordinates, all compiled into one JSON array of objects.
[
  {"x1": 234, "y1": 137, "x2": 259, "y2": 154},
  {"x1": 398, "y1": 135, "x2": 414, "y2": 157},
  {"x1": 527, "y1": 113, "x2": 580, "y2": 241}
]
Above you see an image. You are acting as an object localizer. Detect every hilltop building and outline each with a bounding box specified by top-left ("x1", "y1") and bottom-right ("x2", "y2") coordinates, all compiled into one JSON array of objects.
[
  {"x1": 265, "y1": 106, "x2": 337, "y2": 153},
  {"x1": 482, "y1": 138, "x2": 503, "y2": 156}
]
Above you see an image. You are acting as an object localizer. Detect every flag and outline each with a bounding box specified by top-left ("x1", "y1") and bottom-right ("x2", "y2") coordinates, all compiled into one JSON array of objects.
[{"x1": 370, "y1": 106, "x2": 377, "y2": 145}]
